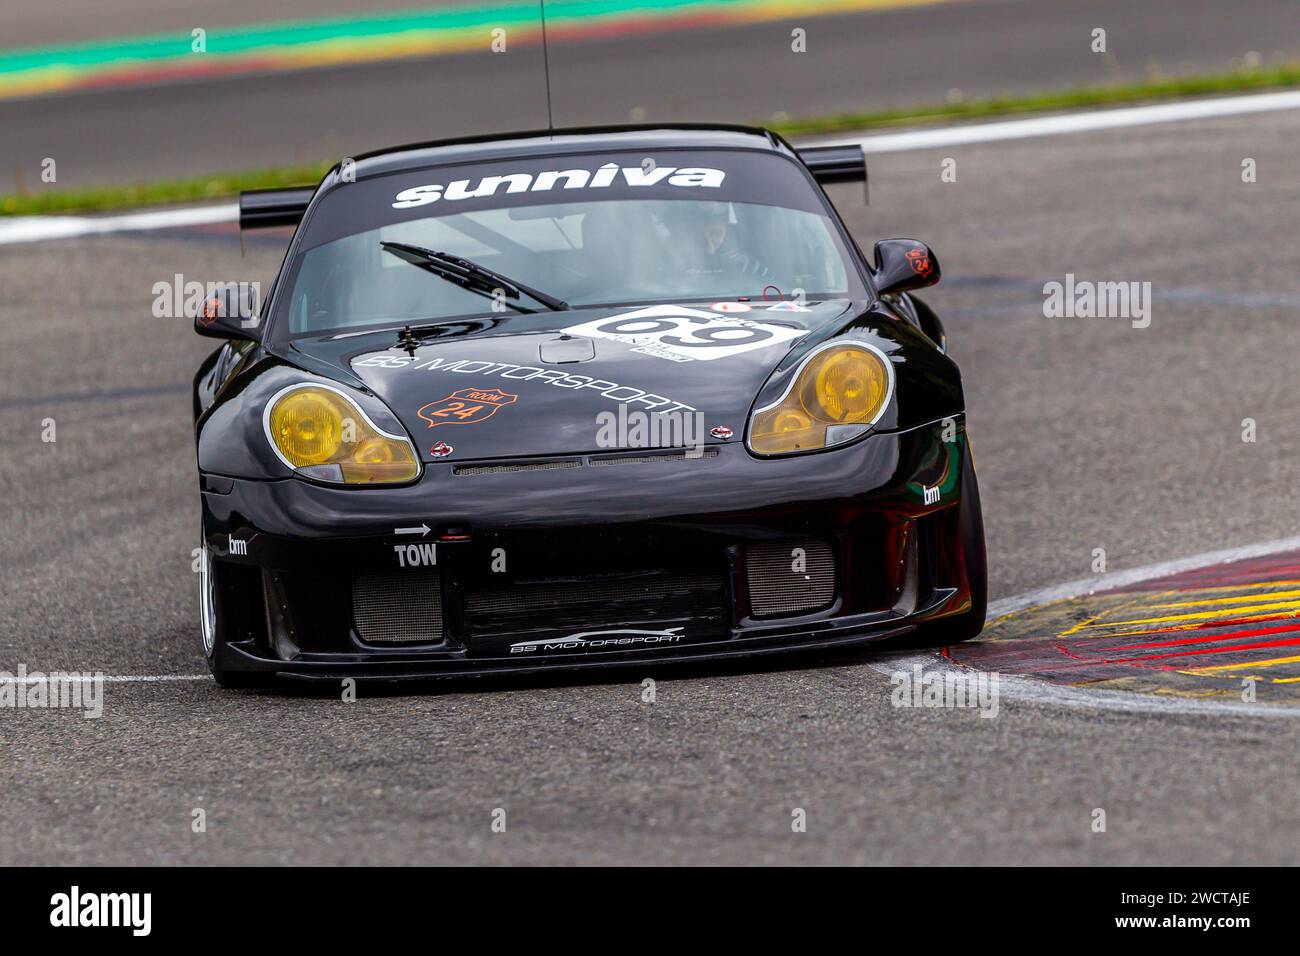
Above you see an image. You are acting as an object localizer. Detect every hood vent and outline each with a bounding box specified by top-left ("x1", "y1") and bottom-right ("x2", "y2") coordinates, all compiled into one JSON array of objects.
[{"x1": 539, "y1": 335, "x2": 596, "y2": 364}]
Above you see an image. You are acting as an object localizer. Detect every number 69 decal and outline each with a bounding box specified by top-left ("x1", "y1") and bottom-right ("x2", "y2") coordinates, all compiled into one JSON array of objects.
[{"x1": 562, "y1": 304, "x2": 806, "y2": 362}]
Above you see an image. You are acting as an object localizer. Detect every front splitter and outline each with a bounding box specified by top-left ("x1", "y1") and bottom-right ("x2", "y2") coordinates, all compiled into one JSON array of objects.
[{"x1": 264, "y1": 624, "x2": 914, "y2": 684}]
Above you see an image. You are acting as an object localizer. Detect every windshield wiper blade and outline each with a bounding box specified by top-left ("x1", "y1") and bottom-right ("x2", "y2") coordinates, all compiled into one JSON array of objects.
[
  {"x1": 380, "y1": 241, "x2": 569, "y2": 312},
  {"x1": 381, "y1": 241, "x2": 535, "y2": 313}
]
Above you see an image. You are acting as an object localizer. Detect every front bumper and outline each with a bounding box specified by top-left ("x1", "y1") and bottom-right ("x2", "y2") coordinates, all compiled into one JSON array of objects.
[{"x1": 200, "y1": 420, "x2": 974, "y2": 681}]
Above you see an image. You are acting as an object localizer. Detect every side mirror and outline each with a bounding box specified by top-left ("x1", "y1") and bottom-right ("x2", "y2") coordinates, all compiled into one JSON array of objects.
[
  {"x1": 872, "y1": 239, "x2": 940, "y2": 296},
  {"x1": 194, "y1": 283, "x2": 262, "y2": 340}
]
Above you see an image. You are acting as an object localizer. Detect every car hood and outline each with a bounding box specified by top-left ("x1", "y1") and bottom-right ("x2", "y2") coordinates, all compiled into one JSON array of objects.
[{"x1": 300, "y1": 299, "x2": 867, "y2": 462}]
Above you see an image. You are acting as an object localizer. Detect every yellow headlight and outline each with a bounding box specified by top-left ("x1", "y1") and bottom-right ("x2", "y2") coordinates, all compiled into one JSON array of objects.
[
  {"x1": 749, "y1": 344, "x2": 892, "y2": 455},
  {"x1": 269, "y1": 389, "x2": 345, "y2": 465},
  {"x1": 265, "y1": 385, "x2": 419, "y2": 484}
]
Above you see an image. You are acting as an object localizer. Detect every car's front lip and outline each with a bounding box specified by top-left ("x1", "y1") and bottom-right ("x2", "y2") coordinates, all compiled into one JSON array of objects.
[{"x1": 217, "y1": 602, "x2": 949, "y2": 682}]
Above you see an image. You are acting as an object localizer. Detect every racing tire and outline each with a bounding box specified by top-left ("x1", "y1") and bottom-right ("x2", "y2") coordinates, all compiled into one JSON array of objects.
[{"x1": 199, "y1": 535, "x2": 272, "y2": 690}]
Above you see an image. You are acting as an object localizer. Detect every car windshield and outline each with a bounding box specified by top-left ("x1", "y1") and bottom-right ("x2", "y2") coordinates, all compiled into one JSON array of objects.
[{"x1": 280, "y1": 149, "x2": 863, "y2": 335}]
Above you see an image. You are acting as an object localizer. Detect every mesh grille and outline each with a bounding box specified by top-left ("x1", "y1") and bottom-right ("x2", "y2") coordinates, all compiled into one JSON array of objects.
[
  {"x1": 590, "y1": 448, "x2": 719, "y2": 467},
  {"x1": 746, "y1": 538, "x2": 836, "y2": 618},
  {"x1": 351, "y1": 568, "x2": 444, "y2": 644},
  {"x1": 454, "y1": 459, "x2": 582, "y2": 476}
]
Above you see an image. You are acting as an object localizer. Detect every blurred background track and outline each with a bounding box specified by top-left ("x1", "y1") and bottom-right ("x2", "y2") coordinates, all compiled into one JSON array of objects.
[{"x1": 3, "y1": 0, "x2": 1300, "y2": 190}]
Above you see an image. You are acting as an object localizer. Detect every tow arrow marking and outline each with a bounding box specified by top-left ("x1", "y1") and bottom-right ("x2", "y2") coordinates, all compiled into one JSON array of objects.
[{"x1": 395, "y1": 524, "x2": 431, "y2": 537}]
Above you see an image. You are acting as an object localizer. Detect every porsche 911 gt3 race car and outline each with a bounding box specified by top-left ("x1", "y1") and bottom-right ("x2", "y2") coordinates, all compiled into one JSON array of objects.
[{"x1": 192, "y1": 124, "x2": 985, "y2": 686}]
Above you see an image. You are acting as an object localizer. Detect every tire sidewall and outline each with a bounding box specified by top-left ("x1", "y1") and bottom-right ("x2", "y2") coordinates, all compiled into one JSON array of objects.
[
  {"x1": 199, "y1": 536, "x2": 218, "y2": 660},
  {"x1": 959, "y1": 446, "x2": 988, "y2": 629}
]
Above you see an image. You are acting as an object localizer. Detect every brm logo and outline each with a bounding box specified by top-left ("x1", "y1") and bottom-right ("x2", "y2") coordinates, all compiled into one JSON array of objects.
[
  {"x1": 50, "y1": 886, "x2": 151, "y2": 936},
  {"x1": 392, "y1": 164, "x2": 726, "y2": 209}
]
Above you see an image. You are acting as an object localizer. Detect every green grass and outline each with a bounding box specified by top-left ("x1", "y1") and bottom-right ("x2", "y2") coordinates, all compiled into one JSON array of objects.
[
  {"x1": 768, "y1": 64, "x2": 1300, "y2": 136},
  {"x1": 0, "y1": 162, "x2": 334, "y2": 216},
  {"x1": 4, "y1": 65, "x2": 1299, "y2": 217}
]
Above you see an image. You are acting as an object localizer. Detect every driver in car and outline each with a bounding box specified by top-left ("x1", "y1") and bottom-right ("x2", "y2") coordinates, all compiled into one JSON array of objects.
[{"x1": 675, "y1": 201, "x2": 772, "y2": 282}]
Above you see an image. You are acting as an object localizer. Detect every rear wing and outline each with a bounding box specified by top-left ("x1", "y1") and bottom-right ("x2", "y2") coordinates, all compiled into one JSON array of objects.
[
  {"x1": 796, "y1": 144, "x2": 867, "y2": 185},
  {"x1": 240, "y1": 144, "x2": 867, "y2": 230},
  {"x1": 239, "y1": 187, "x2": 314, "y2": 230}
]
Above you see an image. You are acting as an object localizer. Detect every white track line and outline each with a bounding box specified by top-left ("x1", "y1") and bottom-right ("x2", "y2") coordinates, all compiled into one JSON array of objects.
[
  {"x1": 0, "y1": 203, "x2": 237, "y2": 245},
  {"x1": 869, "y1": 534, "x2": 1300, "y2": 719},
  {"x1": 0, "y1": 674, "x2": 206, "y2": 684},
  {"x1": 825, "y1": 88, "x2": 1300, "y2": 153},
  {"x1": 5, "y1": 89, "x2": 1300, "y2": 245}
]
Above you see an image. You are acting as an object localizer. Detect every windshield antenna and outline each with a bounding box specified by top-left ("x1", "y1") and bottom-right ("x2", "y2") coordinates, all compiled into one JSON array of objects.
[{"x1": 539, "y1": 0, "x2": 555, "y2": 131}]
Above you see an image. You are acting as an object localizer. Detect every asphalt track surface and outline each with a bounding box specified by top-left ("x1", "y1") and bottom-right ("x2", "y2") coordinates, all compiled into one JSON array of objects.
[
  {"x1": 3, "y1": 101, "x2": 1300, "y2": 865},
  {"x1": 5, "y1": 0, "x2": 1300, "y2": 190}
]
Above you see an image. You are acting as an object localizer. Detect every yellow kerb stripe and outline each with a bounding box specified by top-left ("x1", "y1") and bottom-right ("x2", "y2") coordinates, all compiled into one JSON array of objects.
[
  {"x1": 1080, "y1": 598, "x2": 1300, "y2": 629},
  {"x1": 1140, "y1": 587, "x2": 1300, "y2": 610},
  {"x1": 1096, "y1": 613, "x2": 1300, "y2": 639},
  {"x1": 1182, "y1": 654, "x2": 1300, "y2": 674}
]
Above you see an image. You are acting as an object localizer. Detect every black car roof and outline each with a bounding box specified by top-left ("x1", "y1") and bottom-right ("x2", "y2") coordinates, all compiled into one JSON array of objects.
[{"x1": 348, "y1": 124, "x2": 793, "y2": 180}]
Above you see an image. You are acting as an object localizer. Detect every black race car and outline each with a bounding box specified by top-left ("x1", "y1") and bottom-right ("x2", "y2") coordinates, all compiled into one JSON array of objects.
[{"x1": 193, "y1": 124, "x2": 985, "y2": 687}]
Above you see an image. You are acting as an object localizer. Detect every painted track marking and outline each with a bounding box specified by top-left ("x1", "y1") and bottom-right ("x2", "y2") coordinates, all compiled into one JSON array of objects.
[
  {"x1": 0, "y1": 674, "x2": 206, "y2": 684},
  {"x1": 0, "y1": 203, "x2": 237, "y2": 245},
  {"x1": 870, "y1": 652, "x2": 1300, "y2": 719},
  {"x1": 869, "y1": 535, "x2": 1300, "y2": 718},
  {"x1": 822, "y1": 88, "x2": 1300, "y2": 153}
]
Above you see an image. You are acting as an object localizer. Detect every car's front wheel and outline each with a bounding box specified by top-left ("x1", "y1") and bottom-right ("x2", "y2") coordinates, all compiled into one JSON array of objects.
[
  {"x1": 199, "y1": 534, "x2": 270, "y2": 689},
  {"x1": 902, "y1": 450, "x2": 987, "y2": 648}
]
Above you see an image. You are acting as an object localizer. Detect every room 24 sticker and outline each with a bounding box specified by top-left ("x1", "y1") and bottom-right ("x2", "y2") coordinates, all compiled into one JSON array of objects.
[
  {"x1": 562, "y1": 304, "x2": 806, "y2": 362},
  {"x1": 417, "y1": 387, "x2": 518, "y2": 428}
]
